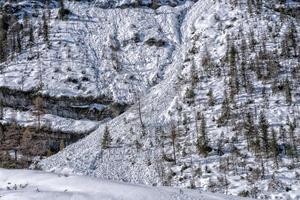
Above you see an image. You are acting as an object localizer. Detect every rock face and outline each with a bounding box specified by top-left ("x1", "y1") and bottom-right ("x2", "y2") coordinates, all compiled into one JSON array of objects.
[
  {"x1": 0, "y1": 87, "x2": 127, "y2": 120},
  {"x1": 93, "y1": 0, "x2": 197, "y2": 9}
]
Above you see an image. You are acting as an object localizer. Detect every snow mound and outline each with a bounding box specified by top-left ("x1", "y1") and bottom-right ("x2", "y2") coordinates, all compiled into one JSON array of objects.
[{"x1": 0, "y1": 169, "x2": 248, "y2": 200}]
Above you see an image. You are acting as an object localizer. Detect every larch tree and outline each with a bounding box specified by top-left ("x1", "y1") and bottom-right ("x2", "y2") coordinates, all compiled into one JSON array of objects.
[{"x1": 33, "y1": 96, "x2": 44, "y2": 132}]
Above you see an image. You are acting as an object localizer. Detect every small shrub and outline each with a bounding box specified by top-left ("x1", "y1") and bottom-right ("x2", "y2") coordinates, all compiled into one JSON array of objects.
[{"x1": 58, "y1": 8, "x2": 71, "y2": 20}]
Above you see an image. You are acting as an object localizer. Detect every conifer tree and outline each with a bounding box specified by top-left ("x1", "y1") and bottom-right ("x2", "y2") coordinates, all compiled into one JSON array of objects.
[
  {"x1": 0, "y1": 15, "x2": 7, "y2": 62},
  {"x1": 228, "y1": 44, "x2": 239, "y2": 98},
  {"x1": 207, "y1": 88, "x2": 215, "y2": 107},
  {"x1": 0, "y1": 100, "x2": 3, "y2": 120},
  {"x1": 288, "y1": 119, "x2": 298, "y2": 162},
  {"x1": 170, "y1": 124, "x2": 177, "y2": 164},
  {"x1": 284, "y1": 78, "x2": 292, "y2": 105},
  {"x1": 101, "y1": 126, "x2": 112, "y2": 149},
  {"x1": 281, "y1": 37, "x2": 289, "y2": 57},
  {"x1": 42, "y1": 12, "x2": 49, "y2": 47},
  {"x1": 28, "y1": 24, "x2": 34, "y2": 48},
  {"x1": 218, "y1": 90, "x2": 231, "y2": 125},
  {"x1": 197, "y1": 113, "x2": 209, "y2": 156},
  {"x1": 259, "y1": 112, "x2": 269, "y2": 156},
  {"x1": 253, "y1": 127, "x2": 261, "y2": 157},
  {"x1": 270, "y1": 128, "x2": 279, "y2": 169},
  {"x1": 16, "y1": 33, "x2": 21, "y2": 53},
  {"x1": 279, "y1": 125, "x2": 287, "y2": 155},
  {"x1": 202, "y1": 45, "x2": 213, "y2": 76},
  {"x1": 287, "y1": 22, "x2": 298, "y2": 57},
  {"x1": 244, "y1": 112, "x2": 255, "y2": 151}
]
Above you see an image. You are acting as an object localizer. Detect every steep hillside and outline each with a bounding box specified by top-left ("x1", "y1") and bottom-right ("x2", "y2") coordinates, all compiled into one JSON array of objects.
[{"x1": 0, "y1": 0, "x2": 300, "y2": 199}]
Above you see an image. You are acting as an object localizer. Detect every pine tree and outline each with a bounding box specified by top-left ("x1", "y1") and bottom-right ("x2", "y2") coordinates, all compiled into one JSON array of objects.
[
  {"x1": 0, "y1": 100, "x2": 3, "y2": 120},
  {"x1": 240, "y1": 62, "x2": 247, "y2": 90},
  {"x1": 202, "y1": 45, "x2": 213, "y2": 76},
  {"x1": 228, "y1": 44, "x2": 239, "y2": 98},
  {"x1": 207, "y1": 88, "x2": 215, "y2": 106},
  {"x1": 240, "y1": 38, "x2": 248, "y2": 62},
  {"x1": 270, "y1": 128, "x2": 279, "y2": 169},
  {"x1": 170, "y1": 124, "x2": 177, "y2": 164},
  {"x1": 244, "y1": 112, "x2": 255, "y2": 151},
  {"x1": 218, "y1": 90, "x2": 231, "y2": 125},
  {"x1": 253, "y1": 126, "x2": 261, "y2": 157},
  {"x1": 0, "y1": 124, "x2": 4, "y2": 144},
  {"x1": 101, "y1": 126, "x2": 112, "y2": 149},
  {"x1": 58, "y1": 0, "x2": 70, "y2": 20},
  {"x1": 16, "y1": 33, "x2": 21, "y2": 53},
  {"x1": 249, "y1": 30, "x2": 256, "y2": 52},
  {"x1": 0, "y1": 15, "x2": 7, "y2": 62},
  {"x1": 284, "y1": 78, "x2": 292, "y2": 105},
  {"x1": 0, "y1": 38, "x2": 6, "y2": 62},
  {"x1": 42, "y1": 12, "x2": 49, "y2": 47},
  {"x1": 288, "y1": 120, "x2": 298, "y2": 162},
  {"x1": 28, "y1": 24, "x2": 34, "y2": 48},
  {"x1": 190, "y1": 61, "x2": 199, "y2": 87},
  {"x1": 281, "y1": 36, "x2": 289, "y2": 57},
  {"x1": 287, "y1": 22, "x2": 298, "y2": 57},
  {"x1": 259, "y1": 112, "x2": 269, "y2": 156},
  {"x1": 255, "y1": 54, "x2": 263, "y2": 80},
  {"x1": 197, "y1": 113, "x2": 209, "y2": 156},
  {"x1": 279, "y1": 125, "x2": 287, "y2": 155}
]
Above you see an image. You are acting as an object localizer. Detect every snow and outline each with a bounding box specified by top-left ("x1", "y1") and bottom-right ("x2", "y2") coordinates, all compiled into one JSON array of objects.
[
  {"x1": 0, "y1": 0, "x2": 191, "y2": 104},
  {"x1": 37, "y1": 0, "x2": 300, "y2": 199},
  {"x1": 0, "y1": 0, "x2": 300, "y2": 199},
  {"x1": 1, "y1": 107, "x2": 99, "y2": 134},
  {"x1": 0, "y1": 169, "x2": 248, "y2": 200}
]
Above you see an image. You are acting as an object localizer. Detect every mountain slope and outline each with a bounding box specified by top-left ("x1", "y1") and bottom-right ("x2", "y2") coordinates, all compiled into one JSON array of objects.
[{"x1": 0, "y1": 0, "x2": 300, "y2": 199}]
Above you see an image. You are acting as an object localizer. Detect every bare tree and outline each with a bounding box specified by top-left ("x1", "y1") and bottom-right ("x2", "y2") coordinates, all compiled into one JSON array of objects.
[
  {"x1": 137, "y1": 97, "x2": 146, "y2": 136},
  {"x1": 33, "y1": 96, "x2": 44, "y2": 132}
]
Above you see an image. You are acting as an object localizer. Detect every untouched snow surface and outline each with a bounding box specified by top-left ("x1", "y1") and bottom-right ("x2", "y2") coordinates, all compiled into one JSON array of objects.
[{"x1": 0, "y1": 169, "x2": 248, "y2": 200}]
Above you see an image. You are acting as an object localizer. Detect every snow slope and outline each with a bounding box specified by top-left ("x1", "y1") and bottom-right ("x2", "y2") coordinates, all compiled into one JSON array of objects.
[
  {"x1": 38, "y1": 0, "x2": 300, "y2": 199},
  {"x1": 1, "y1": 0, "x2": 300, "y2": 199},
  {"x1": 0, "y1": 0, "x2": 192, "y2": 104},
  {"x1": 0, "y1": 169, "x2": 248, "y2": 200}
]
